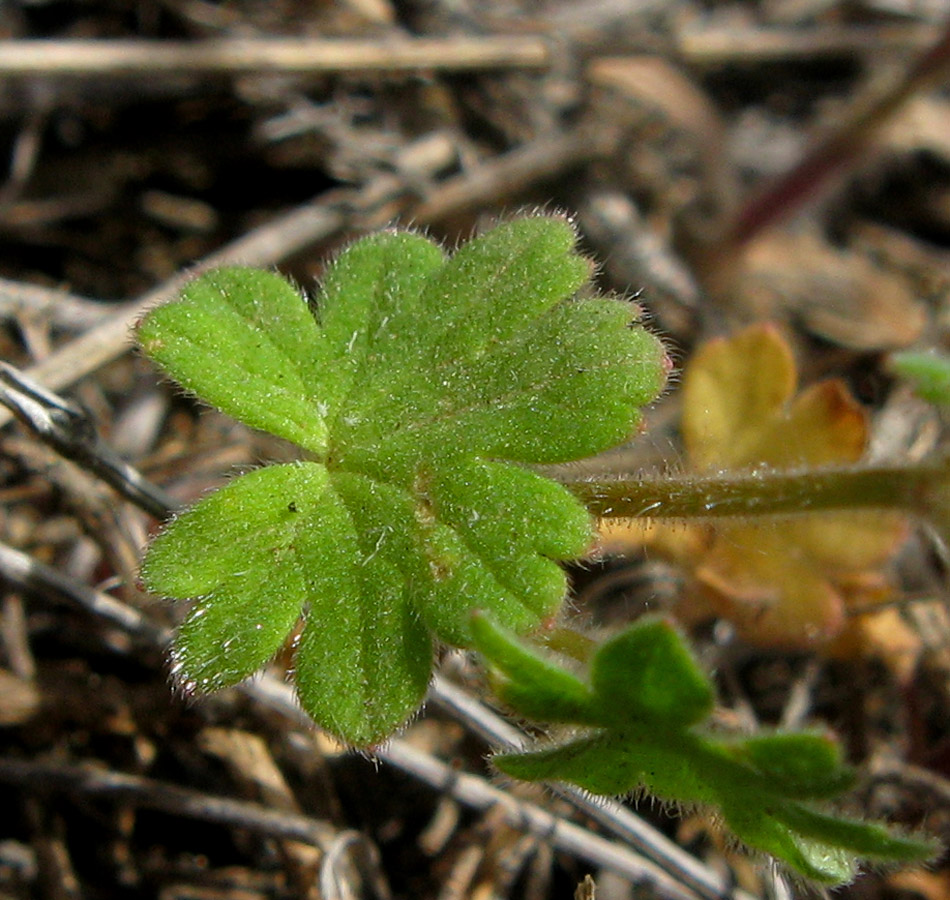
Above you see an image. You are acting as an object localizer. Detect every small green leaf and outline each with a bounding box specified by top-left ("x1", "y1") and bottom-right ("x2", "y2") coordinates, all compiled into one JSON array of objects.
[
  {"x1": 589, "y1": 618, "x2": 714, "y2": 728},
  {"x1": 720, "y1": 798, "x2": 857, "y2": 884},
  {"x1": 139, "y1": 215, "x2": 668, "y2": 745},
  {"x1": 469, "y1": 612, "x2": 598, "y2": 724},
  {"x1": 143, "y1": 463, "x2": 332, "y2": 693},
  {"x1": 891, "y1": 350, "x2": 950, "y2": 406},
  {"x1": 496, "y1": 733, "x2": 636, "y2": 795},
  {"x1": 497, "y1": 730, "x2": 718, "y2": 804},
  {"x1": 773, "y1": 803, "x2": 938, "y2": 862},
  {"x1": 733, "y1": 732, "x2": 855, "y2": 798},
  {"x1": 477, "y1": 616, "x2": 938, "y2": 884}
]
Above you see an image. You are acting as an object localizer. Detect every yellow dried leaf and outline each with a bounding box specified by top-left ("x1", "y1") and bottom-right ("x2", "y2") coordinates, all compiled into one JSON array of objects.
[
  {"x1": 756, "y1": 380, "x2": 867, "y2": 469},
  {"x1": 694, "y1": 523, "x2": 847, "y2": 646},
  {"x1": 682, "y1": 324, "x2": 796, "y2": 470},
  {"x1": 603, "y1": 324, "x2": 909, "y2": 649}
]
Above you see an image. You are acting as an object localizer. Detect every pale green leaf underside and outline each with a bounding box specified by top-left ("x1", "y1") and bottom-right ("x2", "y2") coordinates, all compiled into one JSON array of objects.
[
  {"x1": 472, "y1": 615, "x2": 937, "y2": 885},
  {"x1": 139, "y1": 215, "x2": 669, "y2": 745}
]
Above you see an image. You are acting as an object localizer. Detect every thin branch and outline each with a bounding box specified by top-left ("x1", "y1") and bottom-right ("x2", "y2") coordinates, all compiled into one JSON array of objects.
[
  {"x1": 0, "y1": 37, "x2": 550, "y2": 78},
  {"x1": 0, "y1": 541, "x2": 167, "y2": 645},
  {"x1": 723, "y1": 18, "x2": 950, "y2": 247},
  {"x1": 0, "y1": 26, "x2": 937, "y2": 84},
  {"x1": 0, "y1": 361, "x2": 176, "y2": 518},
  {"x1": 0, "y1": 757, "x2": 339, "y2": 847},
  {"x1": 411, "y1": 130, "x2": 600, "y2": 223},
  {"x1": 0, "y1": 277, "x2": 113, "y2": 330},
  {"x1": 675, "y1": 23, "x2": 942, "y2": 65}
]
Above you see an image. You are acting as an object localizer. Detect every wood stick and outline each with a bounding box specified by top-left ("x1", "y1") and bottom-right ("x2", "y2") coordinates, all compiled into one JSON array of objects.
[
  {"x1": 0, "y1": 37, "x2": 550, "y2": 77},
  {"x1": 676, "y1": 23, "x2": 941, "y2": 65}
]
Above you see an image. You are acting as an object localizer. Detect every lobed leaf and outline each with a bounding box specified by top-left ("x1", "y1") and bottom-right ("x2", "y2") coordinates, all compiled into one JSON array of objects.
[
  {"x1": 473, "y1": 613, "x2": 937, "y2": 885},
  {"x1": 139, "y1": 215, "x2": 669, "y2": 745},
  {"x1": 589, "y1": 618, "x2": 714, "y2": 728}
]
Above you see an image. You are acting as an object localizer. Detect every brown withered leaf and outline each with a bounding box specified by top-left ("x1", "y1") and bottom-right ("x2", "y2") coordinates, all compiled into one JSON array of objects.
[{"x1": 731, "y1": 231, "x2": 927, "y2": 350}]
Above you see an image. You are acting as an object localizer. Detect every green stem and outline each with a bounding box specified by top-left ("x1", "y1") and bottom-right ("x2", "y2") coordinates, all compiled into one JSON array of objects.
[{"x1": 557, "y1": 457, "x2": 947, "y2": 521}]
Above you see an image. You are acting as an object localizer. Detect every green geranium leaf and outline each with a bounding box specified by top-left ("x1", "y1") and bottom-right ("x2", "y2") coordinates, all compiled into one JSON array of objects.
[
  {"x1": 470, "y1": 611, "x2": 598, "y2": 724},
  {"x1": 497, "y1": 730, "x2": 717, "y2": 804},
  {"x1": 473, "y1": 614, "x2": 937, "y2": 885},
  {"x1": 773, "y1": 803, "x2": 937, "y2": 861},
  {"x1": 497, "y1": 733, "x2": 639, "y2": 796},
  {"x1": 720, "y1": 798, "x2": 856, "y2": 884},
  {"x1": 732, "y1": 732, "x2": 856, "y2": 799},
  {"x1": 139, "y1": 215, "x2": 668, "y2": 746},
  {"x1": 589, "y1": 618, "x2": 714, "y2": 727}
]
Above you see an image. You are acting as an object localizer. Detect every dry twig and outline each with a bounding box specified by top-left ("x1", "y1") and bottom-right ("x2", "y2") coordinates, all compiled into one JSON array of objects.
[{"x1": 0, "y1": 37, "x2": 550, "y2": 78}]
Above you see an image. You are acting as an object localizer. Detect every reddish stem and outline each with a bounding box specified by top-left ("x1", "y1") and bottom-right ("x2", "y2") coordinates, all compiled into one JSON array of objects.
[{"x1": 726, "y1": 19, "x2": 950, "y2": 248}]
